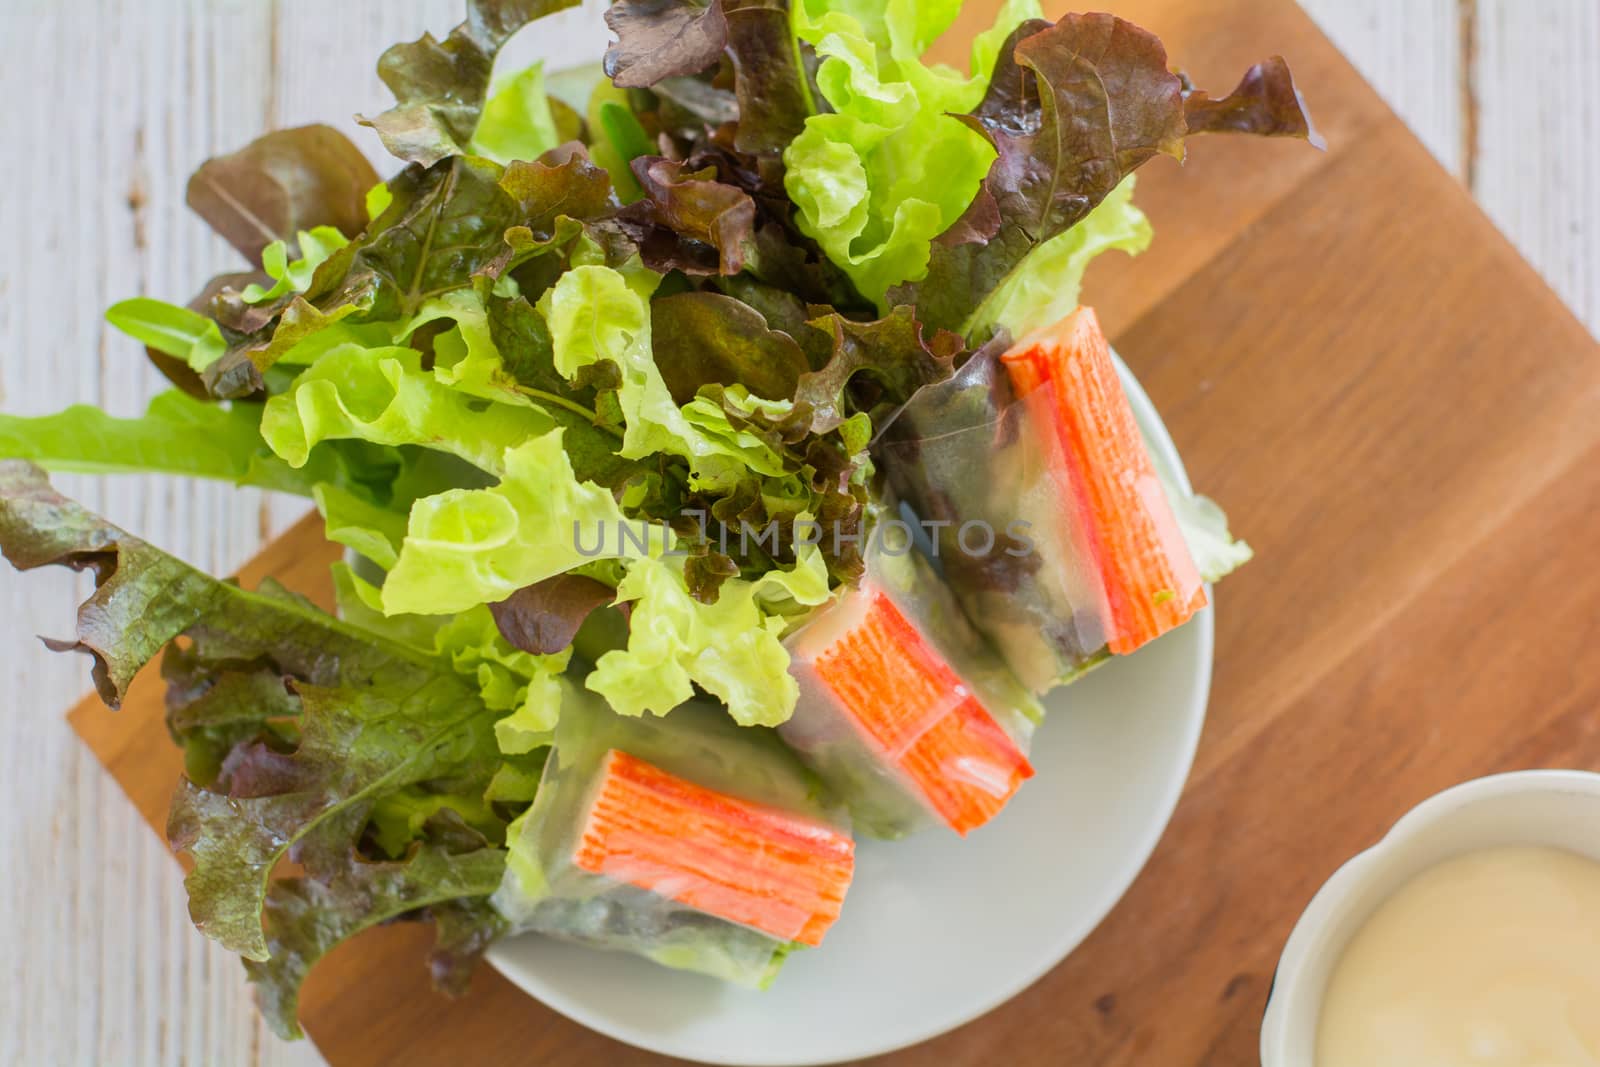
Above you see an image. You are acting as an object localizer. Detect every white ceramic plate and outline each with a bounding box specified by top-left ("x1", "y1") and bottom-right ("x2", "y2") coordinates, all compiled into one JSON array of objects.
[{"x1": 486, "y1": 352, "x2": 1214, "y2": 1064}]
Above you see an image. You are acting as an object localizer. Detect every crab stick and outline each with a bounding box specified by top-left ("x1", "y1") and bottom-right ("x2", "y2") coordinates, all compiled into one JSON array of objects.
[
  {"x1": 782, "y1": 551, "x2": 1038, "y2": 838},
  {"x1": 573, "y1": 749, "x2": 855, "y2": 946},
  {"x1": 493, "y1": 697, "x2": 856, "y2": 986},
  {"x1": 1001, "y1": 307, "x2": 1205, "y2": 654}
]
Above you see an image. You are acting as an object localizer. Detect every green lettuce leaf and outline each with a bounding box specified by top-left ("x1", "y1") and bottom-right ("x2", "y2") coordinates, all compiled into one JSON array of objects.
[
  {"x1": 260, "y1": 343, "x2": 552, "y2": 473},
  {"x1": 581, "y1": 79, "x2": 648, "y2": 202},
  {"x1": 0, "y1": 391, "x2": 344, "y2": 496},
  {"x1": 469, "y1": 61, "x2": 563, "y2": 165},
  {"x1": 675, "y1": 389, "x2": 792, "y2": 480},
  {"x1": 969, "y1": 176, "x2": 1152, "y2": 340},
  {"x1": 115, "y1": 276, "x2": 265, "y2": 395},
  {"x1": 432, "y1": 606, "x2": 573, "y2": 753},
  {"x1": 586, "y1": 542, "x2": 829, "y2": 725},
  {"x1": 381, "y1": 429, "x2": 638, "y2": 616},
  {"x1": 0, "y1": 389, "x2": 479, "y2": 530},
  {"x1": 329, "y1": 562, "x2": 439, "y2": 650},
  {"x1": 782, "y1": 0, "x2": 1041, "y2": 306},
  {"x1": 315, "y1": 482, "x2": 408, "y2": 570},
  {"x1": 107, "y1": 295, "x2": 229, "y2": 376},
  {"x1": 359, "y1": 0, "x2": 583, "y2": 166},
  {"x1": 241, "y1": 227, "x2": 352, "y2": 304},
  {"x1": 105, "y1": 297, "x2": 215, "y2": 358},
  {"x1": 250, "y1": 267, "x2": 637, "y2": 491},
  {"x1": 536, "y1": 260, "x2": 736, "y2": 480}
]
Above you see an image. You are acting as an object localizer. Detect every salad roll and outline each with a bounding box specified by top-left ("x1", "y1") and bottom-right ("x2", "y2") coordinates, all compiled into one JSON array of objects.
[
  {"x1": 494, "y1": 694, "x2": 855, "y2": 987},
  {"x1": 879, "y1": 308, "x2": 1219, "y2": 693},
  {"x1": 781, "y1": 543, "x2": 1042, "y2": 839}
]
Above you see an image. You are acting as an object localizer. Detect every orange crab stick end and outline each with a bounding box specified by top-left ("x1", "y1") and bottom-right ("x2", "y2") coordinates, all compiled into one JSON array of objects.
[
  {"x1": 811, "y1": 592, "x2": 1034, "y2": 835},
  {"x1": 1001, "y1": 307, "x2": 1206, "y2": 655},
  {"x1": 572, "y1": 750, "x2": 855, "y2": 947}
]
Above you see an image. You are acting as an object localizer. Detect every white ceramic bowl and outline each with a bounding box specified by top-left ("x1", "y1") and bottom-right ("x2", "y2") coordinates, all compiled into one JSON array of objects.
[
  {"x1": 1261, "y1": 769, "x2": 1600, "y2": 1066},
  {"x1": 486, "y1": 355, "x2": 1215, "y2": 1064}
]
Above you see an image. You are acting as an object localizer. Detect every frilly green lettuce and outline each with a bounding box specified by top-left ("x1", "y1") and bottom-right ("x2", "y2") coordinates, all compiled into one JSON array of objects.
[
  {"x1": 382, "y1": 430, "x2": 640, "y2": 616},
  {"x1": 242, "y1": 226, "x2": 352, "y2": 304},
  {"x1": 315, "y1": 483, "x2": 408, "y2": 570},
  {"x1": 972, "y1": 177, "x2": 1152, "y2": 340},
  {"x1": 586, "y1": 538, "x2": 831, "y2": 726},
  {"x1": 260, "y1": 343, "x2": 550, "y2": 472},
  {"x1": 408, "y1": 289, "x2": 529, "y2": 405},
  {"x1": 538, "y1": 260, "x2": 798, "y2": 492},
  {"x1": 783, "y1": 0, "x2": 1042, "y2": 306},
  {"x1": 434, "y1": 608, "x2": 574, "y2": 754},
  {"x1": 106, "y1": 297, "x2": 227, "y2": 371},
  {"x1": 470, "y1": 61, "x2": 564, "y2": 167},
  {"x1": 332, "y1": 560, "x2": 572, "y2": 756}
]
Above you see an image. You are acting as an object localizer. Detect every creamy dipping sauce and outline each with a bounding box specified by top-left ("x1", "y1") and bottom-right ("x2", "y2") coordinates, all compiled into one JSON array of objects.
[{"x1": 1317, "y1": 846, "x2": 1600, "y2": 1067}]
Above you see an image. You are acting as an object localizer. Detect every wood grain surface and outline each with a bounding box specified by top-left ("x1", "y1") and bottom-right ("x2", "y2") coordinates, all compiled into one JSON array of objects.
[{"x1": 11, "y1": 0, "x2": 1600, "y2": 1064}]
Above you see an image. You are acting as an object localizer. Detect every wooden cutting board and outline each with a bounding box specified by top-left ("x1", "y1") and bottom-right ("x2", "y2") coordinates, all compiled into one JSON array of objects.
[{"x1": 68, "y1": 0, "x2": 1600, "y2": 1063}]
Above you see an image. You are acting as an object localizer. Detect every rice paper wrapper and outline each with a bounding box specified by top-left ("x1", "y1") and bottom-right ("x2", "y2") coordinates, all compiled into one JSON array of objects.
[
  {"x1": 876, "y1": 346, "x2": 1118, "y2": 692},
  {"x1": 781, "y1": 537, "x2": 1042, "y2": 839},
  {"x1": 493, "y1": 689, "x2": 850, "y2": 988}
]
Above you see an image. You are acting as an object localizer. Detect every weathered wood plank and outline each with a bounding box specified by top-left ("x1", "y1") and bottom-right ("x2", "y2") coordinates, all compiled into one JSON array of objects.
[
  {"x1": 1474, "y1": 0, "x2": 1600, "y2": 333},
  {"x1": 1298, "y1": 0, "x2": 1465, "y2": 178},
  {"x1": 0, "y1": 2, "x2": 318, "y2": 1065}
]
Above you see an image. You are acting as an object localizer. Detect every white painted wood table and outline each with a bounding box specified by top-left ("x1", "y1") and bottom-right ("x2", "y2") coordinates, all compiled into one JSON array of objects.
[{"x1": 0, "y1": 2, "x2": 1594, "y2": 1063}]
